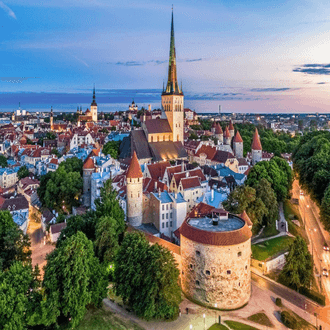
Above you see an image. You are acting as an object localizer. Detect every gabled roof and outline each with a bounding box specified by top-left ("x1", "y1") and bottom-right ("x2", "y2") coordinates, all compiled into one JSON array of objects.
[
  {"x1": 126, "y1": 151, "x2": 143, "y2": 178},
  {"x1": 233, "y1": 130, "x2": 243, "y2": 143},
  {"x1": 180, "y1": 176, "x2": 201, "y2": 190},
  {"x1": 147, "y1": 161, "x2": 171, "y2": 180},
  {"x1": 144, "y1": 119, "x2": 172, "y2": 134},
  {"x1": 83, "y1": 157, "x2": 95, "y2": 170},
  {"x1": 251, "y1": 128, "x2": 262, "y2": 151}
]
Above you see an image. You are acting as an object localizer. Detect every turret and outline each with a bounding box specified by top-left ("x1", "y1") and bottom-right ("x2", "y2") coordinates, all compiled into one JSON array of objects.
[
  {"x1": 91, "y1": 85, "x2": 98, "y2": 122},
  {"x1": 233, "y1": 130, "x2": 244, "y2": 159},
  {"x1": 228, "y1": 120, "x2": 235, "y2": 139},
  {"x1": 223, "y1": 126, "x2": 231, "y2": 145},
  {"x1": 126, "y1": 151, "x2": 143, "y2": 226},
  {"x1": 251, "y1": 128, "x2": 262, "y2": 165},
  {"x1": 214, "y1": 123, "x2": 223, "y2": 143}
]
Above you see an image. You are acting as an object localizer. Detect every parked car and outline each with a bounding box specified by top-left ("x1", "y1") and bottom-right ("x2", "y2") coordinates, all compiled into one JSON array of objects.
[
  {"x1": 322, "y1": 268, "x2": 329, "y2": 277},
  {"x1": 323, "y1": 243, "x2": 329, "y2": 251}
]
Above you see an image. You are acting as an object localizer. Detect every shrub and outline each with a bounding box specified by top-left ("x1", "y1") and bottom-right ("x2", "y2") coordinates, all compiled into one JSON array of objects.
[
  {"x1": 281, "y1": 311, "x2": 298, "y2": 329},
  {"x1": 299, "y1": 287, "x2": 326, "y2": 306},
  {"x1": 275, "y1": 297, "x2": 282, "y2": 307}
]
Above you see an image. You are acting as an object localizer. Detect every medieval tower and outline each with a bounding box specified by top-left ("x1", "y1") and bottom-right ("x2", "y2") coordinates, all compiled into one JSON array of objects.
[
  {"x1": 251, "y1": 128, "x2": 262, "y2": 165},
  {"x1": 126, "y1": 151, "x2": 143, "y2": 227},
  {"x1": 90, "y1": 86, "x2": 98, "y2": 122},
  {"x1": 233, "y1": 130, "x2": 244, "y2": 159},
  {"x1": 161, "y1": 9, "x2": 184, "y2": 143},
  {"x1": 50, "y1": 106, "x2": 54, "y2": 130}
]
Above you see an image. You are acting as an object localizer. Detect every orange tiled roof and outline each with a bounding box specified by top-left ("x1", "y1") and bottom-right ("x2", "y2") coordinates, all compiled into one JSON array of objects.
[
  {"x1": 83, "y1": 157, "x2": 95, "y2": 170},
  {"x1": 233, "y1": 130, "x2": 243, "y2": 143},
  {"x1": 251, "y1": 128, "x2": 262, "y2": 151},
  {"x1": 126, "y1": 151, "x2": 143, "y2": 178}
]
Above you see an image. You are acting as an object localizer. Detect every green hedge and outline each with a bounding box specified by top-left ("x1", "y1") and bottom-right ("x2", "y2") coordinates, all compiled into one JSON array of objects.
[
  {"x1": 299, "y1": 287, "x2": 326, "y2": 306},
  {"x1": 281, "y1": 311, "x2": 298, "y2": 329}
]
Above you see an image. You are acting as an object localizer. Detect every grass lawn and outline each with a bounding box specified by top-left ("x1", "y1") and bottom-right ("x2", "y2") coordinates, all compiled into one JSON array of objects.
[
  {"x1": 247, "y1": 312, "x2": 274, "y2": 327},
  {"x1": 257, "y1": 222, "x2": 279, "y2": 239},
  {"x1": 224, "y1": 320, "x2": 259, "y2": 330},
  {"x1": 252, "y1": 236, "x2": 294, "y2": 261},
  {"x1": 61, "y1": 307, "x2": 145, "y2": 330},
  {"x1": 208, "y1": 324, "x2": 228, "y2": 330}
]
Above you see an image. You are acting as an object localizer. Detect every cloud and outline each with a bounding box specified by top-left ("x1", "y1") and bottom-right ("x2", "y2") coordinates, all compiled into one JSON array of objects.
[
  {"x1": 293, "y1": 64, "x2": 330, "y2": 75},
  {"x1": 250, "y1": 87, "x2": 295, "y2": 92},
  {"x1": 185, "y1": 58, "x2": 203, "y2": 62},
  {"x1": 0, "y1": 77, "x2": 38, "y2": 83},
  {"x1": 317, "y1": 82, "x2": 327, "y2": 85},
  {"x1": 0, "y1": 1, "x2": 16, "y2": 19},
  {"x1": 115, "y1": 61, "x2": 145, "y2": 66}
]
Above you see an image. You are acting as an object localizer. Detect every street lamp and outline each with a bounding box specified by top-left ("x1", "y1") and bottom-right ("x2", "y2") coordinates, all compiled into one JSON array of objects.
[
  {"x1": 214, "y1": 303, "x2": 217, "y2": 324},
  {"x1": 190, "y1": 325, "x2": 193, "y2": 330},
  {"x1": 203, "y1": 313, "x2": 206, "y2": 330}
]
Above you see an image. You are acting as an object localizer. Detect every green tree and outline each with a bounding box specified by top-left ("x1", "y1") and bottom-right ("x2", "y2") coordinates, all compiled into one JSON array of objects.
[
  {"x1": 102, "y1": 141, "x2": 121, "y2": 159},
  {"x1": 320, "y1": 184, "x2": 330, "y2": 231},
  {"x1": 42, "y1": 231, "x2": 107, "y2": 327},
  {"x1": 255, "y1": 178, "x2": 278, "y2": 226},
  {"x1": 17, "y1": 165, "x2": 29, "y2": 180},
  {"x1": 51, "y1": 148, "x2": 60, "y2": 157},
  {"x1": 59, "y1": 156, "x2": 83, "y2": 176},
  {"x1": 278, "y1": 236, "x2": 313, "y2": 292},
  {"x1": 0, "y1": 155, "x2": 8, "y2": 168},
  {"x1": 114, "y1": 232, "x2": 181, "y2": 320},
  {"x1": 0, "y1": 211, "x2": 31, "y2": 271}
]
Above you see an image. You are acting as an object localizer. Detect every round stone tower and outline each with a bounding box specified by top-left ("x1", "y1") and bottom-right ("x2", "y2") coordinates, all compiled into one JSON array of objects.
[
  {"x1": 251, "y1": 128, "x2": 262, "y2": 165},
  {"x1": 180, "y1": 207, "x2": 252, "y2": 310},
  {"x1": 223, "y1": 126, "x2": 231, "y2": 146},
  {"x1": 126, "y1": 151, "x2": 143, "y2": 226},
  {"x1": 228, "y1": 120, "x2": 235, "y2": 139},
  {"x1": 214, "y1": 123, "x2": 223, "y2": 143}
]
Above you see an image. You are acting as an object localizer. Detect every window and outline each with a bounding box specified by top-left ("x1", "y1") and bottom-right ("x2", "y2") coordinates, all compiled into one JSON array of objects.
[
  {"x1": 166, "y1": 222, "x2": 168, "y2": 228},
  {"x1": 206, "y1": 270, "x2": 210, "y2": 276},
  {"x1": 170, "y1": 213, "x2": 173, "y2": 218},
  {"x1": 227, "y1": 270, "x2": 231, "y2": 275},
  {"x1": 237, "y1": 252, "x2": 242, "y2": 257},
  {"x1": 162, "y1": 205, "x2": 164, "y2": 211},
  {"x1": 162, "y1": 214, "x2": 164, "y2": 220},
  {"x1": 258, "y1": 263, "x2": 262, "y2": 268},
  {"x1": 189, "y1": 264, "x2": 193, "y2": 270},
  {"x1": 162, "y1": 223, "x2": 164, "y2": 228},
  {"x1": 170, "y1": 204, "x2": 172, "y2": 209},
  {"x1": 196, "y1": 280, "x2": 200, "y2": 286},
  {"x1": 238, "y1": 282, "x2": 241, "y2": 287},
  {"x1": 138, "y1": 193, "x2": 140, "y2": 198},
  {"x1": 182, "y1": 270, "x2": 184, "y2": 275},
  {"x1": 196, "y1": 251, "x2": 200, "y2": 257},
  {"x1": 170, "y1": 221, "x2": 172, "y2": 227},
  {"x1": 166, "y1": 204, "x2": 168, "y2": 210},
  {"x1": 166, "y1": 213, "x2": 168, "y2": 219},
  {"x1": 245, "y1": 265, "x2": 248, "y2": 270}
]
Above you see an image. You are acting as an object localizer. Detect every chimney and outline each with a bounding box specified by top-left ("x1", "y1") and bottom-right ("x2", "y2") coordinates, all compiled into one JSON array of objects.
[
  {"x1": 158, "y1": 187, "x2": 161, "y2": 198},
  {"x1": 154, "y1": 181, "x2": 157, "y2": 191},
  {"x1": 212, "y1": 217, "x2": 219, "y2": 226},
  {"x1": 181, "y1": 161, "x2": 184, "y2": 172},
  {"x1": 211, "y1": 188, "x2": 214, "y2": 201},
  {"x1": 174, "y1": 192, "x2": 177, "y2": 199},
  {"x1": 186, "y1": 172, "x2": 189, "y2": 178}
]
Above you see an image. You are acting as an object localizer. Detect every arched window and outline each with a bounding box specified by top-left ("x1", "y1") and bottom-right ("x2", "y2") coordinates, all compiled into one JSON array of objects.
[
  {"x1": 151, "y1": 136, "x2": 153, "y2": 142},
  {"x1": 177, "y1": 134, "x2": 179, "y2": 141}
]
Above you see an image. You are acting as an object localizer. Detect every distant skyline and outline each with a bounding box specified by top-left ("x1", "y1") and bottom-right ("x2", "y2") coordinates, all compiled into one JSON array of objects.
[{"x1": 1, "y1": 0, "x2": 330, "y2": 113}]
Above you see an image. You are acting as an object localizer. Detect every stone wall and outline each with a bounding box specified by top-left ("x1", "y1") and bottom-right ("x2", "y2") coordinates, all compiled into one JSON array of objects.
[
  {"x1": 127, "y1": 177, "x2": 143, "y2": 226},
  {"x1": 181, "y1": 235, "x2": 251, "y2": 310}
]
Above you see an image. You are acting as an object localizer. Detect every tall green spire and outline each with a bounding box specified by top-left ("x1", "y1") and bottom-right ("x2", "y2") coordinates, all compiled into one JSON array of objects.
[
  {"x1": 91, "y1": 84, "x2": 97, "y2": 106},
  {"x1": 163, "y1": 8, "x2": 182, "y2": 95}
]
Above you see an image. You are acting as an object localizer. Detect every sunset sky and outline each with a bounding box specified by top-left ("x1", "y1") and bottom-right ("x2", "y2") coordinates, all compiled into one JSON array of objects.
[{"x1": 1, "y1": 0, "x2": 330, "y2": 113}]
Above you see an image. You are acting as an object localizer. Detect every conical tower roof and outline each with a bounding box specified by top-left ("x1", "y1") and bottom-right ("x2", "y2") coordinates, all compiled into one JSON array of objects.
[
  {"x1": 233, "y1": 130, "x2": 243, "y2": 143},
  {"x1": 163, "y1": 9, "x2": 182, "y2": 95},
  {"x1": 214, "y1": 123, "x2": 223, "y2": 134},
  {"x1": 251, "y1": 128, "x2": 262, "y2": 151},
  {"x1": 229, "y1": 120, "x2": 234, "y2": 131},
  {"x1": 223, "y1": 126, "x2": 230, "y2": 138},
  {"x1": 91, "y1": 85, "x2": 97, "y2": 106},
  {"x1": 127, "y1": 151, "x2": 143, "y2": 178}
]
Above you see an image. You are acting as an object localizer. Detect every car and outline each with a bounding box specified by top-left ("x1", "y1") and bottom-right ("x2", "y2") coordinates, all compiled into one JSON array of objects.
[
  {"x1": 300, "y1": 190, "x2": 304, "y2": 195},
  {"x1": 322, "y1": 268, "x2": 329, "y2": 277},
  {"x1": 323, "y1": 243, "x2": 330, "y2": 251}
]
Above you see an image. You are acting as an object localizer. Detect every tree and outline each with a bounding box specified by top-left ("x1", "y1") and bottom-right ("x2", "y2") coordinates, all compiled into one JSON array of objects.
[
  {"x1": 278, "y1": 236, "x2": 313, "y2": 292},
  {"x1": 59, "y1": 156, "x2": 83, "y2": 176},
  {"x1": 0, "y1": 155, "x2": 8, "y2": 168},
  {"x1": 114, "y1": 232, "x2": 181, "y2": 320},
  {"x1": 42, "y1": 231, "x2": 108, "y2": 327},
  {"x1": 17, "y1": 165, "x2": 29, "y2": 180},
  {"x1": 51, "y1": 148, "x2": 60, "y2": 157},
  {"x1": 320, "y1": 184, "x2": 330, "y2": 231},
  {"x1": 0, "y1": 262, "x2": 40, "y2": 330},
  {"x1": 255, "y1": 178, "x2": 278, "y2": 226},
  {"x1": 0, "y1": 211, "x2": 31, "y2": 271},
  {"x1": 102, "y1": 141, "x2": 121, "y2": 159},
  {"x1": 95, "y1": 216, "x2": 121, "y2": 263}
]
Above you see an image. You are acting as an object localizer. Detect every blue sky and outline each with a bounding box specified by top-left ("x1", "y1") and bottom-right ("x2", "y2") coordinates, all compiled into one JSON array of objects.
[{"x1": 1, "y1": 0, "x2": 330, "y2": 112}]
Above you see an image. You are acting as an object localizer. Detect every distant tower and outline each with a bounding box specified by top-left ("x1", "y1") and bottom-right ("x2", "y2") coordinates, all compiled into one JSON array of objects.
[
  {"x1": 126, "y1": 151, "x2": 143, "y2": 226},
  {"x1": 50, "y1": 106, "x2": 54, "y2": 130},
  {"x1": 233, "y1": 130, "x2": 244, "y2": 159},
  {"x1": 251, "y1": 128, "x2": 262, "y2": 165},
  {"x1": 223, "y1": 126, "x2": 231, "y2": 145},
  {"x1": 91, "y1": 85, "x2": 98, "y2": 122},
  {"x1": 214, "y1": 123, "x2": 223, "y2": 143},
  {"x1": 228, "y1": 120, "x2": 235, "y2": 140},
  {"x1": 161, "y1": 9, "x2": 184, "y2": 143},
  {"x1": 11, "y1": 112, "x2": 15, "y2": 122},
  {"x1": 82, "y1": 157, "x2": 96, "y2": 207}
]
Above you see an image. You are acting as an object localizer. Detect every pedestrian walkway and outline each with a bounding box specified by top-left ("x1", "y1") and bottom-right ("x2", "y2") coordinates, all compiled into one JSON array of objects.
[{"x1": 252, "y1": 231, "x2": 287, "y2": 245}]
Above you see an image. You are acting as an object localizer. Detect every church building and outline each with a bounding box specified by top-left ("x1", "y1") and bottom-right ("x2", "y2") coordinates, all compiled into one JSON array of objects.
[{"x1": 120, "y1": 10, "x2": 187, "y2": 164}]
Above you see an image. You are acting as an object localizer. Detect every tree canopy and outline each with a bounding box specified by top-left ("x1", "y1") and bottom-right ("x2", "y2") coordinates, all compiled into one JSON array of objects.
[
  {"x1": 17, "y1": 165, "x2": 30, "y2": 180},
  {"x1": 0, "y1": 155, "x2": 8, "y2": 168},
  {"x1": 114, "y1": 232, "x2": 181, "y2": 320},
  {"x1": 102, "y1": 141, "x2": 121, "y2": 159},
  {"x1": 278, "y1": 236, "x2": 313, "y2": 292}
]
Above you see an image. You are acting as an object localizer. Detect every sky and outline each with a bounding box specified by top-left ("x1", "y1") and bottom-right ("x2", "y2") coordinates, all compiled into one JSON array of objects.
[{"x1": 1, "y1": 0, "x2": 330, "y2": 113}]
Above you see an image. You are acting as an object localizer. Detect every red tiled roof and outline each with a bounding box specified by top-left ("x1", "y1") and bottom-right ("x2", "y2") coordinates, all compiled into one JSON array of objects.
[
  {"x1": 233, "y1": 130, "x2": 243, "y2": 143},
  {"x1": 147, "y1": 161, "x2": 171, "y2": 180},
  {"x1": 214, "y1": 123, "x2": 223, "y2": 134},
  {"x1": 195, "y1": 145, "x2": 217, "y2": 160},
  {"x1": 251, "y1": 128, "x2": 262, "y2": 151},
  {"x1": 83, "y1": 157, "x2": 95, "y2": 169},
  {"x1": 188, "y1": 168, "x2": 206, "y2": 182},
  {"x1": 229, "y1": 120, "x2": 235, "y2": 131},
  {"x1": 180, "y1": 176, "x2": 201, "y2": 190},
  {"x1": 50, "y1": 222, "x2": 67, "y2": 235},
  {"x1": 126, "y1": 151, "x2": 143, "y2": 178}
]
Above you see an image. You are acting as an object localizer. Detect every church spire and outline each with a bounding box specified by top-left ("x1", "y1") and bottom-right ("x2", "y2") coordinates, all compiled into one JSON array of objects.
[
  {"x1": 163, "y1": 8, "x2": 182, "y2": 95},
  {"x1": 91, "y1": 84, "x2": 97, "y2": 106}
]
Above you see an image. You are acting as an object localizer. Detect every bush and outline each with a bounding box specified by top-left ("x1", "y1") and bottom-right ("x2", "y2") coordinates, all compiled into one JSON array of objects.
[
  {"x1": 281, "y1": 311, "x2": 298, "y2": 329},
  {"x1": 299, "y1": 287, "x2": 326, "y2": 306},
  {"x1": 275, "y1": 297, "x2": 282, "y2": 307}
]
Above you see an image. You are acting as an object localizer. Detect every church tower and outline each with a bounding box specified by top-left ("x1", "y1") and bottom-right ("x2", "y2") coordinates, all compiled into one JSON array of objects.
[
  {"x1": 50, "y1": 106, "x2": 54, "y2": 130},
  {"x1": 161, "y1": 9, "x2": 184, "y2": 143},
  {"x1": 91, "y1": 85, "x2": 98, "y2": 122},
  {"x1": 126, "y1": 151, "x2": 143, "y2": 227}
]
